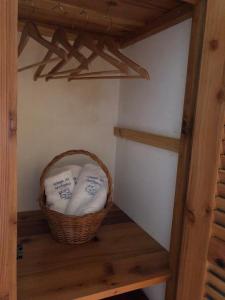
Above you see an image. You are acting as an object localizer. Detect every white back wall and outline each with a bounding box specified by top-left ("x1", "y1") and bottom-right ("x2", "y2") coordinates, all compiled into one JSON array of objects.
[
  {"x1": 18, "y1": 37, "x2": 120, "y2": 211},
  {"x1": 115, "y1": 20, "x2": 192, "y2": 300}
]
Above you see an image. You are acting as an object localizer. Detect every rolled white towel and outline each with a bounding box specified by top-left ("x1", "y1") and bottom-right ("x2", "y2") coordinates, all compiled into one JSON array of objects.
[
  {"x1": 65, "y1": 163, "x2": 108, "y2": 216},
  {"x1": 75, "y1": 187, "x2": 108, "y2": 216},
  {"x1": 48, "y1": 164, "x2": 82, "y2": 185},
  {"x1": 48, "y1": 200, "x2": 69, "y2": 214},
  {"x1": 44, "y1": 170, "x2": 74, "y2": 213}
]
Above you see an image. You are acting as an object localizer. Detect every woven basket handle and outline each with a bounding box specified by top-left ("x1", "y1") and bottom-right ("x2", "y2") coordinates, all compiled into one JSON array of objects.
[{"x1": 40, "y1": 149, "x2": 112, "y2": 197}]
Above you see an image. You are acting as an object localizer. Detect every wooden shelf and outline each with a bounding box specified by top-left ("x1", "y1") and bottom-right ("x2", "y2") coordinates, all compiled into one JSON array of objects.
[{"x1": 17, "y1": 205, "x2": 170, "y2": 300}]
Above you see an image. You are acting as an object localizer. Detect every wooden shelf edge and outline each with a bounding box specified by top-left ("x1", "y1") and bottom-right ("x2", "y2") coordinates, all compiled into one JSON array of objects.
[{"x1": 76, "y1": 273, "x2": 170, "y2": 300}]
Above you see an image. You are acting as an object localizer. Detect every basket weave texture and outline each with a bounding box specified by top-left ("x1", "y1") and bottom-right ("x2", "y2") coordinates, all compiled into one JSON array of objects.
[{"x1": 39, "y1": 150, "x2": 113, "y2": 244}]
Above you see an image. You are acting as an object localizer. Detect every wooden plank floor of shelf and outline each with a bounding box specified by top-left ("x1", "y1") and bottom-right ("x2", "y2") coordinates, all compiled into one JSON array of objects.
[{"x1": 17, "y1": 205, "x2": 170, "y2": 300}]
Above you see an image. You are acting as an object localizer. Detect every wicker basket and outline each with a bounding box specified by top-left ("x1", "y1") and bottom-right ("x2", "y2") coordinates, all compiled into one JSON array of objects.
[{"x1": 39, "y1": 150, "x2": 113, "y2": 245}]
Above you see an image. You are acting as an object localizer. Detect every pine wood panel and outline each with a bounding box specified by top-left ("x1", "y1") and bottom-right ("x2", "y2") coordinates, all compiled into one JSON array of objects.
[
  {"x1": 18, "y1": 206, "x2": 170, "y2": 300},
  {"x1": 114, "y1": 127, "x2": 180, "y2": 152},
  {"x1": 175, "y1": 1, "x2": 225, "y2": 299},
  {"x1": 19, "y1": 0, "x2": 143, "y2": 37},
  {"x1": 18, "y1": 0, "x2": 192, "y2": 44},
  {"x1": 0, "y1": 1, "x2": 17, "y2": 300},
  {"x1": 165, "y1": 1, "x2": 207, "y2": 299}
]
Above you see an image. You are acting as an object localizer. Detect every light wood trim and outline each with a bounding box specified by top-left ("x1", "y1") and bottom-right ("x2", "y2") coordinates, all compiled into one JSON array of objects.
[
  {"x1": 120, "y1": 4, "x2": 193, "y2": 49},
  {"x1": 75, "y1": 276, "x2": 170, "y2": 300},
  {"x1": 208, "y1": 263, "x2": 225, "y2": 281},
  {"x1": 114, "y1": 127, "x2": 180, "y2": 153},
  {"x1": 176, "y1": 1, "x2": 225, "y2": 299},
  {"x1": 0, "y1": 1, "x2": 17, "y2": 300},
  {"x1": 218, "y1": 182, "x2": 225, "y2": 197},
  {"x1": 216, "y1": 197, "x2": 225, "y2": 211},
  {"x1": 215, "y1": 210, "x2": 225, "y2": 227},
  {"x1": 165, "y1": 2, "x2": 207, "y2": 299},
  {"x1": 205, "y1": 285, "x2": 224, "y2": 300},
  {"x1": 207, "y1": 272, "x2": 225, "y2": 294},
  {"x1": 208, "y1": 237, "x2": 225, "y2": 264}
]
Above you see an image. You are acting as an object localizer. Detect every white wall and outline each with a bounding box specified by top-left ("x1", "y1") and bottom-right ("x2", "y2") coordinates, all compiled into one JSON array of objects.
[
  {"x1": 115, "y1": 20, "x2": 192, "y2": 300},
  {"x1": 18, "y1": 38, "x2": 120, "y2": 211}
]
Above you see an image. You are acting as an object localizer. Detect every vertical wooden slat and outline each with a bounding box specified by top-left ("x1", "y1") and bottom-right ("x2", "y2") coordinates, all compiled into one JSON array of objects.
[
  {"x1": 165, "y1": 1, "x2": 207, "y2": 299},
  {"x1": 176, "y1": 0, "x2": 225, "y2": 299},
  {"x1": 0, "y1": 1, "x2": 18, "y2": 300}
]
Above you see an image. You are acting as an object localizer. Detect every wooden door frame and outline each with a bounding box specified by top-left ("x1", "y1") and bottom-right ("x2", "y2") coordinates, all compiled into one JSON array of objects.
[
  {"x1": 1, "y1": 1, "x2": 225, "y2": 300},
  {"x1": 165, "y1": 1, "x2": 207, "y2": 299},
  {"x1": 167, "y1": 0, "x2": 225, "y2": 299},
  {"x1": 0, "y1": 1, "x2": 18, "y2": 300}
]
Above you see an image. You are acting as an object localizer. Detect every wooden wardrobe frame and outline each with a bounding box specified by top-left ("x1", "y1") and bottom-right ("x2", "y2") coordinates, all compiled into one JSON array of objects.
[{"x1": 1, "y1": 0, "x2": 225, "y2": 299}]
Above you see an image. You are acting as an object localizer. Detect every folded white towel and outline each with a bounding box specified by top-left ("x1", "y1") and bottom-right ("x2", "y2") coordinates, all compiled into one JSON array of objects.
[
  {"x1": 65, "y1": 163, "x2": 108, "y2": 216},
  {"x1": 48, "y1": 164, "x2": 82, "y2": 185},
  {"x1": 44, "y1": 170, "x2": 74, "y2": 213}
]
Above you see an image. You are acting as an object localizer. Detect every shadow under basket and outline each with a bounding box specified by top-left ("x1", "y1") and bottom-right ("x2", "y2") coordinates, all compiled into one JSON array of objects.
[{"x1": 39, "y1": 150, "x2": 113, "y2": 245}]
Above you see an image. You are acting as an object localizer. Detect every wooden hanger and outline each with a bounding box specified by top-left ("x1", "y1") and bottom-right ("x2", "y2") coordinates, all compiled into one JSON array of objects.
[
  {"x1": 45, "y1": 30, "x2": 88, "y2": 80},
  {"x1": 18, "y1": 25, "x2": 29, "y2": 57},
  {"x1": 44, "y1": 42, "x2": 104, "y2": 80},
  {"x1": 68, "y1": 42, "x2": 104, "y2": 80},
  {"x1": 18, "y1": 23, "x2": 68, "y2": 75},
  {"x1": 18, "y1": 23, "x2": 67, "y2": 60},
  {"x1": 81, "y1": 35, "x2": 129, "y2": 74},
  {"x1": 18, "y1": 22, "x2": 149, "y2": 81},
  {"x1": 18, "y1": 57, "x2": 62, "y2": 73},
  {"x1": 33, "y1": 30, "x2": 60, "y2": 80},
  {"x1": 104, "y1": 38, "x2": 150, "y2": 80}
]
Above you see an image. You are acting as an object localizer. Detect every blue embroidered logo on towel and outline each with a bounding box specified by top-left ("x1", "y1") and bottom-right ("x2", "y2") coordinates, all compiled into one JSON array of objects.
[{"x1": 85, "y1": 176, "x2": 104, "y2": 196}]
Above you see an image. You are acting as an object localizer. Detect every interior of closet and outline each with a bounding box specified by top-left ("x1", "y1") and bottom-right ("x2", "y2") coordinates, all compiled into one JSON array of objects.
[{"x1": 17, "y1": 1, "x2": 195, "y2": 300}]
